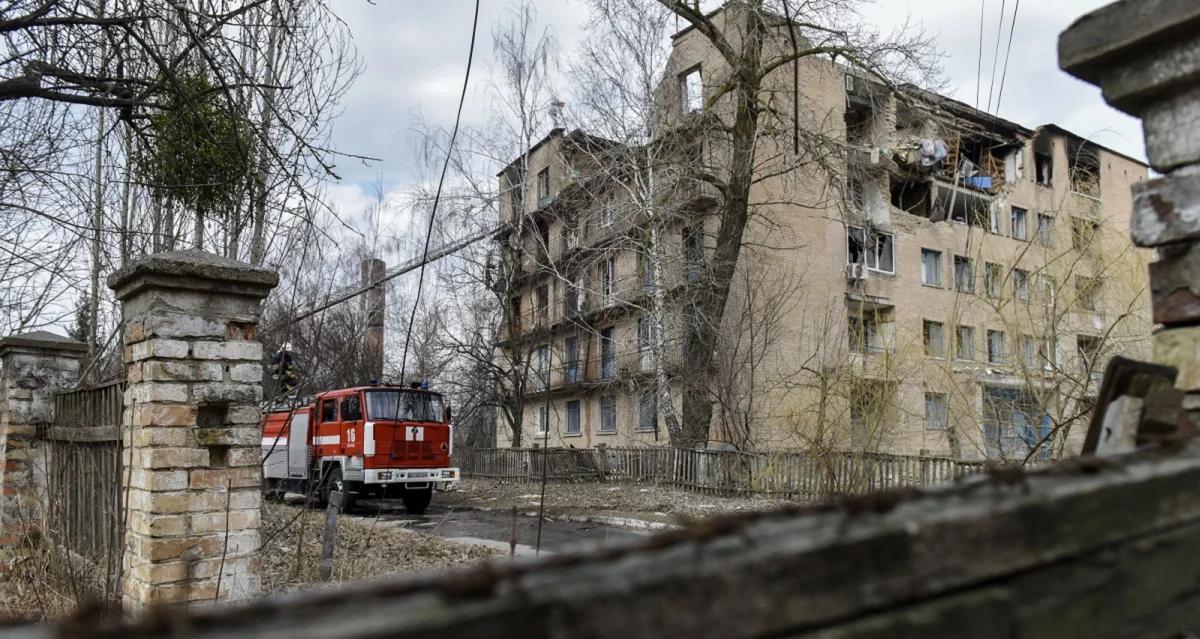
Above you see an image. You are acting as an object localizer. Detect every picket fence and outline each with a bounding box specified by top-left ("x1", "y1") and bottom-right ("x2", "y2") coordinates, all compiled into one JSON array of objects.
[{"x1": 458, "y1": 446, "x2": 989, "y2": 498}]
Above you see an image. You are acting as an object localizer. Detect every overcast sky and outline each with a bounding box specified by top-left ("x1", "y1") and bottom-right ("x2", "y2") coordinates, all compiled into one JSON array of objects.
[{"x1": 323, "y1": 0, "x2": 1143, "y2": 233}]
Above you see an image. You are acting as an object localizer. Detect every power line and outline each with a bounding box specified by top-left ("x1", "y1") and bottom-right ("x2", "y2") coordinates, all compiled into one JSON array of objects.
[
  {"x1": 287, "y1": 225, "x2": 496, "y2": 325},
  {"x1": 398, "y1": 0, "x2": 481, "y2": 382},
  {"x1": 993, "y1": 0, "x2": 1022, "y2": 114},
  {"x1": 984, "y1": 0, "x2": 1007, "y2": 113},
  {"x1": 975, "y1": 0, "x2": 986, "y2": 110}
]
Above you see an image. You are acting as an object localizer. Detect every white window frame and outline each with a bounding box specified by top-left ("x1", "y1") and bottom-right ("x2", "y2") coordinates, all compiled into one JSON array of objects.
[
  {"x1": 921, "y1": 249, "x2": 942, "y2": 287},
  {"x1": 1011, "y1": 207, "x2": 1028, "y2": 241},
  {"x1": 847, "y1": 226, "x2": 895, "y2": 275},
  {"x1": 957, "y1": 325, "x2": 976, "y2": 361},
  {"x1": 598, "y1": 395, "x2": 617, "y2": 433},
  {"x1": 987, "y1": 330, "x2": 1006, "y2": 365},
  {"x1": 535, "y1": 405, "x2": 548, "y2": 436}
]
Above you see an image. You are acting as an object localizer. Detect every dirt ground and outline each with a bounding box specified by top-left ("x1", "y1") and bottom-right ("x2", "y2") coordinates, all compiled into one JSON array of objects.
[
  {"x1": 438, "y1": 478, "x2": 792, "y2": 524},
  {"x1": 260, "y1": 502, "x2": 501, "y2": 593}
]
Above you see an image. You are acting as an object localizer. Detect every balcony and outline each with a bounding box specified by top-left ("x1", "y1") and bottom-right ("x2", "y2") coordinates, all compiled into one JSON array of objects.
[{"x1": 523, "y1": 346, "x2": 682, "y2": 397}]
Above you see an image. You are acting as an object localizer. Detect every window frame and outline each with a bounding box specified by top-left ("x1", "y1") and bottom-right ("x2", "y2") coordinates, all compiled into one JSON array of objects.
[
  {"x1": 953, "y1": 255, "x2": 975, "y2": 293},
  {"x1": 956, "y1": 325, "x2": 976, "y2": 361},
  {"x1": 637, "y1": 390, "x2": 658, "y2": 432},
  {"x1": 921, "y1": 248, "x2": 942, "y2": 287},
  {"x1": 1013, "y1": 268, "x2": 1030, "y2": 303},
  {"x1": 598, "y1": 395, "x2": 617, "y2": 433},
  {"x1": 340, "y1": 395, "x2": 362, "y2": 422},
  {"x1": 987, "y1": 330, "x2": 1006, "y2": 365},
  {"x1": 924, "y1": 392, "x2": 949, "y2": 431},
  {"x1": 1010, "y1": 206, "x2": 1029, "y2": 241},
  {"x1": 536, "y1": 168, "x2": 550, "y2": 207},
  {"x1": 1037, "y1": 213, "x2": 1054, "y2": 247},
  {"x1": 680, "y1": 66, "x2": 703, "y2": 113},
  {"x1": 923, "y1": 319, "x2": 945, "y2": 358},
  {"x1": 847, "y1": 226, "x2": 895, "y2": 275},
  {"x1": 565, "y1": 400, "x2": 581, "y2": 435}
]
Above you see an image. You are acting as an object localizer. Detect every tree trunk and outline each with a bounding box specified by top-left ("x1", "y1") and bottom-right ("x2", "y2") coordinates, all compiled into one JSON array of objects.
[
  {"x1": 676, "y1": 2, "x2": 765, "y2": 448},
  {"x1": 249, "y1": 0, "x2": 282, "y2": 266}
]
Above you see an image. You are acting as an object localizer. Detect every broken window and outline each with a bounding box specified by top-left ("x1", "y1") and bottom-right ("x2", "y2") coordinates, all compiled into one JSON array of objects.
[
  {"x1": 845, "y1": 100, "x2": 875, "y2": 145},
  {"x1": 985, "y1": 262, "x2": 1004, "y2": 299},
  {"x1": 924, "y1": 320, "x2": 945, "y2": 358},
  {"x1": 890, "y1": 178, "x2": 931, "y2": 217},
  {"x1": 681, "y1": 66, "x2": 703, "y2": 113},
  {"x1": 954, "y1": 255, "x2": 975, "y2": 293},
  {"x1": 957, "y1": 325, "x2": 976, "y2": 361},
  {"x1": 1068, "y1": 142, "x2": 1101, "y2": 197},
  {"x1": 1076, "y1": 276, "x2": 1100, "y2": 312},
  {"x1": 847, "y1": 226, "x2": 894, "y2": 274},
  {"x1": 537, "y1": 168, "x2": 550, "y2": 207},
  {"x1": 1037, "y1": 213, "x2": 1054, "y2": 247},
  {"x1": 536, "y1": 220, "x2": 550, "y2": 255},
  {"x1": 849, "y1": 311, "x2": 890, "y2": 354},
  {"x1": 987, "y1": 329, "x2": 1006, "y2": 365},
  {"x1": 924, "y1": 393, "x2": 948, "y2": 430},
  {"x1": 988, "y1": 206, "x2": 1002, "y2": 234},
  {"x1": 1010, "y1": 207, "x2": 1028, "y2": 241},
  {"x1": 921, "y1": 249, "x2": 942, "y2": 287},
  {"x1": 1013, "y1": 269, "x2": 1030, "y2": 303},
  {"x1": 1034, "y1": 136, "x2": 1054, "y2": 187},
  {"x1": 1077, "y1": 335, "x2": 1102, "y2": 371}
]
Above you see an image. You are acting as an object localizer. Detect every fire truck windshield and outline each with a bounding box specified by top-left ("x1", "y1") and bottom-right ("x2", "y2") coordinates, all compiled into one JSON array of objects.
[{"x1": 365, "y1": 389, "x2": 445, "y2": 423}]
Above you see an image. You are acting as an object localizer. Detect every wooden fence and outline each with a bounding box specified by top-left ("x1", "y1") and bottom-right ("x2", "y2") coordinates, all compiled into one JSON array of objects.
[
  {"x1": 45, "y1": 380, "x2": 123, "y2": 570},
  {"x1": 459, "y1": 447, "x2": 988, "y2": 498}
]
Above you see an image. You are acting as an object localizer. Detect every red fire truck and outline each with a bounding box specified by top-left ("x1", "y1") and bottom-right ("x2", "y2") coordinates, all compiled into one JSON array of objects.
[{"x1": 260, "y1": 384, "x2": 458, "y2": 513}]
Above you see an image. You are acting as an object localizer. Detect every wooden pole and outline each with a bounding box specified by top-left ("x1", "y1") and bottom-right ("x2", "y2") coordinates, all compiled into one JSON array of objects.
[{"x1": 319, "y1": 491, "x2": 343, "y2": 582}]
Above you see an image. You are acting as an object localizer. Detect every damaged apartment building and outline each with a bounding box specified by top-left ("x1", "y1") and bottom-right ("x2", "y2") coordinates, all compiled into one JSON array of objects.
[{"x1": 493, "y1": 4, "x2": 1152, "y2": 461}]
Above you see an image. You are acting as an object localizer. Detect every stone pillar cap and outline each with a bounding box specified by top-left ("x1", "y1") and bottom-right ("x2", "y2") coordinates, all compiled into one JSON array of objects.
[
  {"x1": 107, "y1": 249, "x2": 279, "y2": 302},
  {"x1": 0, "y1": 331, "x2": 88, "y2": 359},
  {"x1": 1060, "y1": 0, "x2": 1200, "y2": 112}
]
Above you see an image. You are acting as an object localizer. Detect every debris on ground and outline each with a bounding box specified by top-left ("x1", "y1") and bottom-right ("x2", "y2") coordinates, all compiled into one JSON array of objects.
[
  {"x1": 260, "y1": 502, "x2": 501, "y2": 594},
  {"x1": 438, "y1": 479, "x2": 791, "y2": 525}
]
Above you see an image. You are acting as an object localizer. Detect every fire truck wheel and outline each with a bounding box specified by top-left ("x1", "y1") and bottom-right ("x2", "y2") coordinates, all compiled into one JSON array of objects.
[
  {"x1": 401, "y1": 487, "x2": 432, "y2": 514},
  {"x1": 322, "y1": 466, "x2": 355, "y2": 514}
]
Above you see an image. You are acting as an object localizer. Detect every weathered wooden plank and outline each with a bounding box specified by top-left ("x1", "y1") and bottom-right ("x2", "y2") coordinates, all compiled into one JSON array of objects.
[{"x1": 13, "y1": 441, "x2": 1200, "y2": 638}]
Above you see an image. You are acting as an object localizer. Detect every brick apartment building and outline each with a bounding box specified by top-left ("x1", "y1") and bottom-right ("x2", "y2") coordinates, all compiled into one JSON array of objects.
[{"x1": 493, "y1": 5, "x2": 1152, "y2": 461}]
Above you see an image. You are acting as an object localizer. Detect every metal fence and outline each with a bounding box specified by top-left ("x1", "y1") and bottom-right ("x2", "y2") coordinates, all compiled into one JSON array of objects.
[
  {"x1": 459, "y1": 447, "x2": 989, "y2": 498},
  {"x1": 46, "y1": 380, "x2": 124, "y2": 569}
]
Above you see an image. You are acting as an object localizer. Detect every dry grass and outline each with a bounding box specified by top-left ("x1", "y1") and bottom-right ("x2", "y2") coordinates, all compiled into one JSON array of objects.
[
  {"x1": 260, "y1": 502, "x2": 501, "y2": 593},
  {"x1": 440, "y1": 478, "x2": 792, "y2": 522}
]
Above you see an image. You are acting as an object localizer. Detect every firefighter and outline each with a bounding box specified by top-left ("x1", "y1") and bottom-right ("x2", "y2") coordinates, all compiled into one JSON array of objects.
[{"x1": 271, "y1": 342, "x2": 298, "y2": 393}]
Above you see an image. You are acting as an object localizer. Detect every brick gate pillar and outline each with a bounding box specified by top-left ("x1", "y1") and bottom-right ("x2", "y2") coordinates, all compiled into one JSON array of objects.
[
  {"x1": 108, "y1": 250, "x2": 277, "y2": 608},
  {"x1": 1060, "y1": 5, "x2": 1200, "y2": 415},
  {"x1": 0, "y1": 332, "x2": 86, "y2": 566}
]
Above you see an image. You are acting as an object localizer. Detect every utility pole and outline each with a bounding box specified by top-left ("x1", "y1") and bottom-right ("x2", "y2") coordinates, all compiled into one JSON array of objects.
[{"x1": 361, "y1": 258, "x2": 386, "y2": 383}]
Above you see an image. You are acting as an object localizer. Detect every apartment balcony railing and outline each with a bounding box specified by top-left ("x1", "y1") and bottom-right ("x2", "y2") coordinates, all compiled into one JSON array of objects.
[{"x1": 524, "y1": 346, "x2": 684, "y2": 397}]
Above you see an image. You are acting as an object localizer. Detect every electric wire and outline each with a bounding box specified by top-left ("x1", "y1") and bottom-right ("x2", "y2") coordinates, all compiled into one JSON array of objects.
[
  {"x1": 397, "y1": 0, "x2": 481, "y2": 384},
  {"x1": 993, "y1": 0, "x2": 1021, "y2": 114}
]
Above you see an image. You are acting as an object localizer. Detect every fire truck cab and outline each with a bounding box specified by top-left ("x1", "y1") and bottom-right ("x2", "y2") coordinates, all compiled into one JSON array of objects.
[{"x1": 261, "y1": 385, "x2": 458, "y2": 514}]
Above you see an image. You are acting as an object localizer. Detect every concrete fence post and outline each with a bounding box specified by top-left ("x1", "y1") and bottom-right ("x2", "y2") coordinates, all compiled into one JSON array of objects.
[
  {"x1": 0, "y1": 332, "x2": 86, "y2": 567},
  {"x1": 1060, "y1": 4, "x2": 1200, "y2": 407},
  {"x1": 108, "y1": 249, "x2": 277, "y2": 609}
]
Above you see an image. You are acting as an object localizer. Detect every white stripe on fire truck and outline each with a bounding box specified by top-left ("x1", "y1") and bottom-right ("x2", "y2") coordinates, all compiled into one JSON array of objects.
[
  {"x1": 262, "y1": 437, "x2": 288, "y2": 447},
  {"x1": 312, "y1": 435, "x2": 340, "y2": 446}
]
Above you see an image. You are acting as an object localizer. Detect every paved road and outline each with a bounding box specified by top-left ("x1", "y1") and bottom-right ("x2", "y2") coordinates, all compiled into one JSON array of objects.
[{"x1": 354, "y1": 500, "x2": 648, "y2": 555}]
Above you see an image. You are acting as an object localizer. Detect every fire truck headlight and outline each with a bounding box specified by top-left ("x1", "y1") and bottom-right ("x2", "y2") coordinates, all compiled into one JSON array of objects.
[{"x1": 442, "y1": 470, "x2": 455, "y2": 479}]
